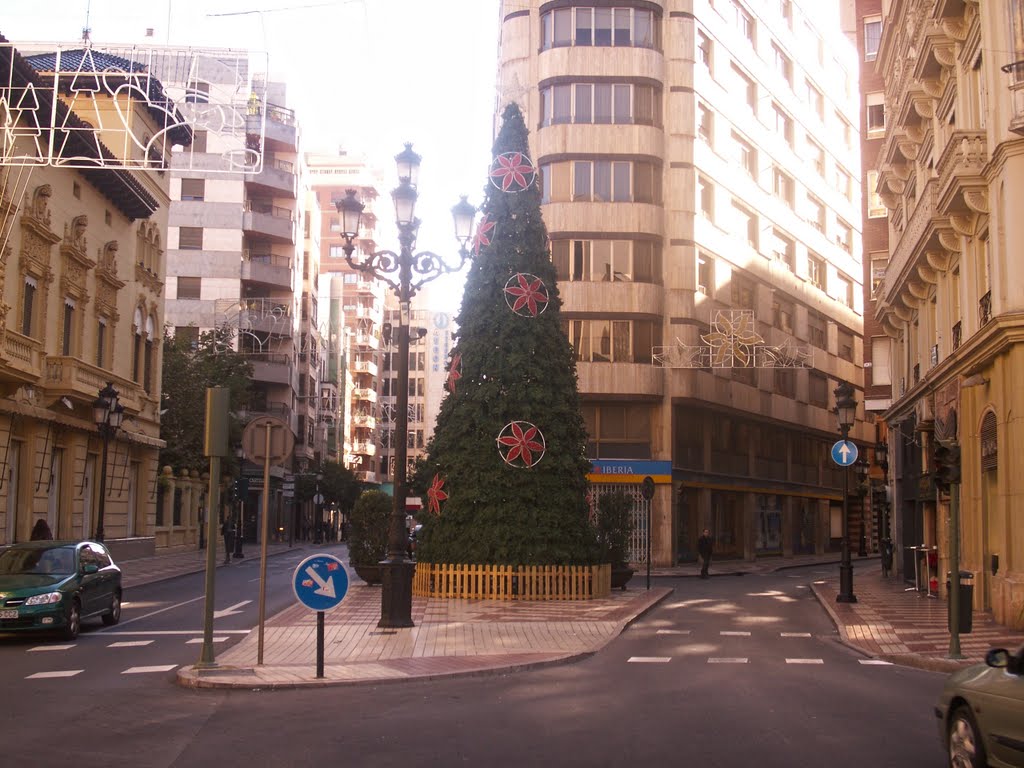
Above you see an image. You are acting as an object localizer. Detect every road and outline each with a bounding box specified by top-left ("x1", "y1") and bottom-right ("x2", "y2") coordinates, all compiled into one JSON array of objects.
[{"x1": 1, "y1": 562, "x2": 948, "y2": 767}]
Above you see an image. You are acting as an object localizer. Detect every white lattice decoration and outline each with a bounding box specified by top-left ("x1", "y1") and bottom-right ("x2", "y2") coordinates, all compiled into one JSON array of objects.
[{"x1": 654, "y1": 310, "x2": 812, "y2": 369}]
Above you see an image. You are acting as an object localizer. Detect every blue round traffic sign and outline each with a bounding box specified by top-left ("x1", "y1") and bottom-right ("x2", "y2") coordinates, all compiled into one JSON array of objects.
[
  {"x1": 831, "y1": 440, "x2": 859, "y2": 467},
  {"x1": 292, "y1": 553, "x2": 349, "y2": 612}
]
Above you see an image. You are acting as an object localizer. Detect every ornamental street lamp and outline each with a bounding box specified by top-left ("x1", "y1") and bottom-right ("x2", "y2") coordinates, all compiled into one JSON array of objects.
[
  {"x1": 876, "y1": 439, "x2": 892, "y2": 576},
  {"x1": 336, "y1": 143, "x2": 475, "y2": 628},
  {"x1": 834, "y1": 381, "x2": 857, "y2": 603},
  {"x1": 855, "y1": 459, "x2": 869, "y2": 556},
  {"x1": 92, "y1": 382, "x2": 124, "y2": 543}
]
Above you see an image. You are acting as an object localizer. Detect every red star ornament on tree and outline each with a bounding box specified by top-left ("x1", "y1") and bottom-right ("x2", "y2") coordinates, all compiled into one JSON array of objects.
[
  {"x1": 504, "y1": 273, "x2": 549, "y2": 317},
  {"x1": 427, "y1": 474, "x2": 448, "y2": 516},
  {"x1": 496, "y1": 421, "x2": 546, "y2": 468},
  {"x1": 472, "y1": 214, "x2": 495, "y2": 256},
  {"x1": 489, "y1": 151, "x2": 536, "y2": 192},
  {"x1": 446, "y1": 352, "x2": 462, "y2": 393}
]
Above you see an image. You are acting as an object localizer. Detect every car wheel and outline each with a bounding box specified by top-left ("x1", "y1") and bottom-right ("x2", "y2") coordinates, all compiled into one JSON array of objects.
[
  {"x1": 948, "y1": 704, "x2": 986, "y2": 768},
  {"x1": 62, "y1": 599, "x2": 81, "y2": 641},
  {"x1": 101, "y1": 592, "x2": 121, "y2": 626}
]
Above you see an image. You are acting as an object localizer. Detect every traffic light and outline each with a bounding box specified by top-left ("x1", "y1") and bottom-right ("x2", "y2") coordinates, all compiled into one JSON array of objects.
[
  {"x1": 234, "y1": 476, "x2": 249, "y2": 499},
  {"x1": 933, "y1": 442, "x2": 950, "y2": 493}
]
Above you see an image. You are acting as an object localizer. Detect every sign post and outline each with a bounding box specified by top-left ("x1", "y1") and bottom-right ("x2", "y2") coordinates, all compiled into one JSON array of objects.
[
  {"x1": 641, "y1": 476, "x2": 655, "y2": 590},
  {"x1": 292, "y1": 553, "x2": 349, "y2": 678}
]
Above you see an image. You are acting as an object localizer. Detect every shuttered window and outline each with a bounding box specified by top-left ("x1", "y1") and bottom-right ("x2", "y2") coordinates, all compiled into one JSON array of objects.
[{"x1": 980, "y1": 411, "x2": 997, "y2": 472}]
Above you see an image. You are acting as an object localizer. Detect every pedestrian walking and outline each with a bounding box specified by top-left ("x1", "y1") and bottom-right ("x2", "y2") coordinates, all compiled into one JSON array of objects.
[
  {"x1": 697, "y1": 528, "x2": 713, "y2": 579},
  {"x1": 221, "y1": 517, "x2": 234, "y2": 564},
  {"x1": 30, "y1": 519, "x2": 53, "y2": 540}
]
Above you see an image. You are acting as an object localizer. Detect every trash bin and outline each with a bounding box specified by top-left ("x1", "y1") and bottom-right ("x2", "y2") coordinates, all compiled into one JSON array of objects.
[{"x1": 946, "y1": 570, "x2": 973, "y2": 634}]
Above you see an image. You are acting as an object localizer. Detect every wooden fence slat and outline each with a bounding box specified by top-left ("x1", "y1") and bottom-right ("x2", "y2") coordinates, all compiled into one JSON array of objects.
[{"x1": 412, "y1": 563, "x2": 611, "y2": 601}]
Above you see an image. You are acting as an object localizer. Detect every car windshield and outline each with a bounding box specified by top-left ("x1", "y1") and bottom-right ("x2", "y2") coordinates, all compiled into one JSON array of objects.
[{"x1": 0, "y1": 546, "x2": 77, "y2": 576}]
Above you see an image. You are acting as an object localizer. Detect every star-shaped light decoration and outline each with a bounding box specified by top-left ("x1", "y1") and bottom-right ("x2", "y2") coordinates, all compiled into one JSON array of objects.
[
  {"x1": 489, "y1": 151, "x2": 536, "y2": 192},
  {"x1": 472, "y1": 214, "x2": 495, "y2": 256},
  {"x1": 446, "y1": 352, "x2": 463, "y2": 393},
  {"x1": 497, "y1": 421, "x2": 546, "y2": 468},
  {"x1": 427, "y1": 474, "x2": 448, "y2": 516},
  {"x1": 701, "y1": 310, "x2": 763, "y2": 367},
  {"x1": 504, "y1": 273, "x2": 549, "y2": 317}
]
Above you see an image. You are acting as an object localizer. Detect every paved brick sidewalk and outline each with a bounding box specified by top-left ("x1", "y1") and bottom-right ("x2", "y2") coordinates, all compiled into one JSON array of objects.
[{"x1": 117, "y1": 542, "x2": 305, "y2": 589}]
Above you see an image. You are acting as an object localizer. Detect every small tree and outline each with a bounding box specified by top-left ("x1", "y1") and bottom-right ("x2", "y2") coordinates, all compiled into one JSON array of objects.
[
  {"x1": 595, "y1": 490, "x2": 634, "y2": 567},
  {"x1": 348, "y1": 490, "x2": 391, "y2": 567}
]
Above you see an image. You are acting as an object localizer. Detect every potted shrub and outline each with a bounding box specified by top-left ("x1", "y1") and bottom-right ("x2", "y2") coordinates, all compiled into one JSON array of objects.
[
  {"x1": 348, "y1": 490, "x2": 391, "y2": 585},
  {"x1": 596, "y1": 490, "x2": 635, "y2": 590}
]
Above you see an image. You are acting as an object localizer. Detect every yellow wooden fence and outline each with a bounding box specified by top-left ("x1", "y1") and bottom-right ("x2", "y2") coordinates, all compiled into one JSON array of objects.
[{"x1": 413, "y1": 562, "x2": 611, "y2": 600}]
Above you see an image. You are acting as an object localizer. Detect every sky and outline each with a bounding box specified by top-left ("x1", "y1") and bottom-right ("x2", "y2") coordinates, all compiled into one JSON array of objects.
[{"x1": 2, "y1": 0, "x2": 502, "y2": 308}]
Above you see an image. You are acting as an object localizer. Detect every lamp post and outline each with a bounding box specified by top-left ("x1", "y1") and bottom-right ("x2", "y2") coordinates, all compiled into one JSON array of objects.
[
  {"x1": 855, "y1": 459, "x2": 869, "y2": 556},
  {"x1": 92, "y1": 382, "x2": 124, "y2": 543},
  {"x1": 876, "y1": 439, "x2": 892, "y2": 576},
  {"x1": 336, "y1": 143, "x2": 475, "y2": 628},
  {"x1": 834, "y1": 381, "x2": 857, "y2": 603}
]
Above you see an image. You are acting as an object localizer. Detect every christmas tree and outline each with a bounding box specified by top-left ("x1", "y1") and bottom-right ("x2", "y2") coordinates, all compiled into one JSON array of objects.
[{"x1": 415, "y1": 103, "x2": 596, "y2": 566}]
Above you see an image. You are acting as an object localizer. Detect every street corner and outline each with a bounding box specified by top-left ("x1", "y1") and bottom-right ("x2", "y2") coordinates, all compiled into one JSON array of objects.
[{"x1": 175, "y1": 664, "x2": 262, "y2": 690}]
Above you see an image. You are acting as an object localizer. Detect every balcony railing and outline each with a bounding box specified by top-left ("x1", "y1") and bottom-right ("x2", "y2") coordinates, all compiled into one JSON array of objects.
[{"x1": 980, "y1": 291, "x2": 992, "y2": 325}]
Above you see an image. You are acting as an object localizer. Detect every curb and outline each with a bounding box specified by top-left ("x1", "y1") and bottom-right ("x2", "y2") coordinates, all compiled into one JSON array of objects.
[{"x1": 176, "y1": 586, "x2": 675, "y2": 691}]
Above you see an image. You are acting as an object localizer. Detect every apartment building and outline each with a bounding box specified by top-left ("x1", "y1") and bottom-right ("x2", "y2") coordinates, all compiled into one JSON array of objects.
[
  {"x1": 0, "y1": 40, "x2": 170, "y2": 550},
  {"x1": 306, "y1": 150, "x2": 387, "y2": 485},
  {"x1": 874, "y1": 0, "x2": 1024, "y2": 628},
  {"x1": 165, "y1": 72, "x2": 322, "y2": 543},
  {"x1": 496, "y1": 1, "x2": 869, "y2": 566}
]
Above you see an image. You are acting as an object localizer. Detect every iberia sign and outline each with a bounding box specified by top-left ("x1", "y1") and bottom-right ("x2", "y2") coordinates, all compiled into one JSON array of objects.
[{"x1": 588, "y1": 460, "x2": 672, "y2": 484}]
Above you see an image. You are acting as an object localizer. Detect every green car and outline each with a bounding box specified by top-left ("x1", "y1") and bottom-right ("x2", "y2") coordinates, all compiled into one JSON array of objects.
[
  {"x1": 0, "y1": 540, "x2": 122, "y2": 640},
  {"x1": 936, "y1": 645, "x2": 1024, "y2": 768}
]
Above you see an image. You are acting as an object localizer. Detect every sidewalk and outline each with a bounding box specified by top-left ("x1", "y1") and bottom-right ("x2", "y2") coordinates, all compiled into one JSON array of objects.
[
  {"x1": 113, "y1": 546, "x2": 1024, "y2": 688},
  {"x1": 117, "y1": 541, "x2": 304, "y2": 589}
]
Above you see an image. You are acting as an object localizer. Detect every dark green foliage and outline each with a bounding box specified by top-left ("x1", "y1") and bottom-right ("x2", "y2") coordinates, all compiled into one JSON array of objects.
[
  {"x1": 159, "y1": 324, "x2": 252, "y2": 475},
  {"x1": 348, "y1": 490, "x2": 391, "y2": 567},
  {"x1": 595, "y1": 490, "x2": 634, "y2": 566},
  {"x1": 416, "y1": 103, "x2": 597, "y2": 566},
  {"x1": 294, "y1": 462, "x2": 362, "y2": 514}
]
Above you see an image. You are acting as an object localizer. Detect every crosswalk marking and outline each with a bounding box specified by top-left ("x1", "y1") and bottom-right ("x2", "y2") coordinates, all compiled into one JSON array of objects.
[
  {"x1": 655, "y1": 629, "x2": 691, "y2": 635},
  {"x1": 785, "y1": 658, "x2": 824, "y2": 664},
  {"x1": 708, "y1": 657, "x2": 748, "y2": 664},
  {"x1": 26, "y1": 670, "x2": 83, "y2": 679},
  {"x1": 108, "y1": 640, "x2": 154, "y2": 648},
  {"x1": 780, "y1": 632, "x2": 812, "y2": 637},
  {"x1": 186, "y1": 637, "x2": 229, "y2": 644},
  {"x1": 28, "y1": 644, "x2": 75, "y2": 652},
  {"x1": 122, "y1": 665, "x2": 178, "y2": 674},
  {"x1": 720, "y1": 631, "x2": 751, "y2": 637},
  {"x1": 859, "y1": 659, "x2": 893, "y2": 666},
  {"x1": 628, "y1": 657, "x2": 671, "y2": 663}
]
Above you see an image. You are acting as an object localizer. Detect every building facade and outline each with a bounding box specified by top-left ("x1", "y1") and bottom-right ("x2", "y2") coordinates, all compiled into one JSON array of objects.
[
  {"x1": 874, "y1": 0, "x2": 1024, "y2": 628},
  {"x1": 497, "y1": 0, "x2": 871, "y2": 566}
]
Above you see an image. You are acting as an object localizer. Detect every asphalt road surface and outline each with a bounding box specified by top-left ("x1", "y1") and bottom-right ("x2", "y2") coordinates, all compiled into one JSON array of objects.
[{"x1": 1, "y1": 562, "x2": 948, "y2": 768}]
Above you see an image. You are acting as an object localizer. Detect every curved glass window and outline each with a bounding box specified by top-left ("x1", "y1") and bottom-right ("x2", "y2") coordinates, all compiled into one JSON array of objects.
[{"x1": 541, "y1": 7, "x2": 661, "y2": 51}]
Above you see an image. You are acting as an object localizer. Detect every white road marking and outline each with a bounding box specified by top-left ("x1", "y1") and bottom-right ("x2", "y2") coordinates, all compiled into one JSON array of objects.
[
  {"x1": 186, "y1": 637, "x2": 229, "y2": 644},
  {"x1": 27, "y1": 670, "x2": 83, "y2": 679},
  {"x1": 107, "y1": 640, "x2": 154, "y2": 648},
  {"x1": 859, "y1": 659, "x2": 893, "y2": 666},
  {"x1": 213, "y1": 600, "x2": 252, "y2": 619},
  {"x1": 656, "y1": 629, "x2": 691, "y2": 635},
  {"x1": 628, "y1": 657, "x2": 671, "y2": 663},
  {"x1": 720, "y1": 631, "x2": 751, "y2": 636},
  {"x1": 786, "y1": 658, "x2": 824, "y2": 664},
  {"x1": 28, "y1": 644, "x2": 75, "y2": 652},
  {"x1": 115, "y1": 595, "x2": 206, "y2": 627},
  {"x1": 122, "y1": 665, "x2": 178, "y2": 674},
  {"x1": 708, "y1": 657, "x2": 748, "y2": 663},
  {"x1": 88, "y1": 630, "x2": 251, "y2": 636},
  {"x1": 780, "y1": 632, "x2": 812, "y2": 637}
]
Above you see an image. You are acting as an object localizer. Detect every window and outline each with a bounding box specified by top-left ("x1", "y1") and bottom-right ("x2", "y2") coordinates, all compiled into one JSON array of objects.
[
  {"x1": 96, "y1": 318, "x2": 107, "y2": 367},
  {"x1": 178, "y1": 226, "x2": 203, "y2": 250},
  {"x1": 177, "y1": 276, "x2": 202, "y2": 300},
  {"x1": 774, "y1": 368, "x2": 795, "y2": 397},
  {"x1": 328, "y1": 244, "x2": 347, "y2": 258},
  {"x1": 731, "y1": 274, "x2": 755, "y2": 309},
  {"x1": 734, "y1": 1, "x2": 755, "y2": 46},
  {"x1": 697, "y1": 101, "x2": 713, "y2": 144},
  {"x1": 863, "y1": 16, "x2": 882, "y2": 61},
  {"x1": 73, "y1": 181, "x2": 81, "y2": 199},
  {"x1": 871, "y1": 337, "x2": 892, "y2": 385},
  {"x1": 871, "y1": 253, "x2": 887, "y2": 296},
  {"x1": 807, "y1": 310, "x2": 826, "y2": 349},
  {"x1": 732, "y1": 201, "x2": 758, "y2": 248},
  {"x1": 697, "y1": 29, "x2": 712, "y2": 70},
  {"x1": 867, "y1": 171, "x2": 887, "y2": 218},
  {"x1": 698, "y1": 175, "x2": 714, "y2": 219},
  {"x1": 806, "y1": 80, "x2": 824, "y2": 120},
  {"x1": 191, "y1": 130, "x2": 207, "y2": 153},
  {"x1": 62, "y1": 300, "x2": 74, "y2": 356},
  {"x1": 772, "y1": 296, "x2": 794, "y2": 333},
  {"x1": 838, "y1": 328, "x2": 854, "y2": 361},
  {"x1": 808, "y1": 253, "x2": 825, "y2": 291},
  {"x1": 179, "y1": 178, "x2": 205, "y2": 201},
  {"x1": 565, "y1": 319, "x2": 658, "y2": 363},
  {"x1": 544, "y1": 160, "x2": 657, "y2": 204},
  {"x1": 733, "y1": 65, "x2": 756, "y2": 111},
  {"x1": 835, "y1": 112, "x2": 853, "y2": 148},
  {"x1": 698, "y1": 252, "x2": 713, "y2": 294},
  {"x1": 21, "y1": 278, "x2": 36, "y2": 336},
  {"x1": 809, "y1": 371, "x2": 828, "y2": 406},
  {"x1": 807, "y1": 194, "x2": 825, "y2": 232},
  {"x1": 773, "y1": 167, "x2": 794, "y2": 208},
  {"x1": 866, "y1": 92, "x2": 885, "y2": 136},
  {"x1": 551, "y1": 239, "x2": 659, "y2": 283},
  {"x1": 806, "y1": 137, "x2": 825, "y2": 176},
  {"x1": 542, "y1": 7, "x2": 659, "y2": 50},
  {"x1": 582, "y1": 403, "x2": 652, "y2": 459},
  {"x1": 772, "y1": 43, "x2": 792, "y2": 86},
  {"x1": 773, "y1": 103, "x2": 794, "y2": 147},
  {"x1": 835, "y1": 219, "x2": 852, "y2": 253},
  {"x1": 780, "y1": 0, "x2": 792, "y2": 27},
  {"x1": 732, "y1": 132, "x2": 757, "y2": 177},
  {"x1": 770, "y1": 229, "x2": 795, "y2": 270},
  {"x1": 836, "y1": 273, "x2": 853, "y2": 307},
  {"x1": 834, "y1": 167, "x2": 852, "y2": 200}
]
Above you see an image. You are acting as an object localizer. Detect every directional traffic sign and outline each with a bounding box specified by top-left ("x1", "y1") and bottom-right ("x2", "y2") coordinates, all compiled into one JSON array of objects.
[
  {"x1": 292, "y1": 554, "x2": 349, "y2": 612},
  {"x1": 831, "y1": 440, "x2": 859, "y2": 467}
]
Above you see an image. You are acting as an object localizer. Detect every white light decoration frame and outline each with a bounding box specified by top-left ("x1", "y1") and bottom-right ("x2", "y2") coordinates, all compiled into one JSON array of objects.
[{"x1": 654, "y1": 310, "x2": 812, "y2": 369}]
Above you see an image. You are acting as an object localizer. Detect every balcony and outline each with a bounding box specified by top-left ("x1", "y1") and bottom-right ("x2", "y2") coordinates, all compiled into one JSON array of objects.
[
  {"x1": 242, "y1": 201, "x2": 295, "y2": 244},
  {"x1": 45, "y1": 357, "x2": 141, "y2": 409},
  {"x1": 247, "y1": 353, "x2": 292, "y2": 385},
  {"x1": 351, "y1": 413, "x2": 376, "y2": 430},
  {"x1": 354, "y1": 333, "x2": 380, "y2": 350},
  {"x1": 247, "y1": 103, "x2": 298, "y2": 152},
  {"x1": 241, "y1": 251, "x2": 292, "y2": 288},
  {"x1": 0, "y1": 330, "x2": 44, "y2": 387},
  {"x1": 240, "y1": 401, "x2": 292, "y2": 424},
  {"x1": 352, "y1": 440, "x2": 377, "y2": 456},
  {"x1": 880, "y1": 180, "x2": 939, "y2": 304},
  {"x1": 352, "y1": 387, "x2": 378, "y2": 403},
  {"x1": 239, "y1": 298, "x2": 294, "y2": 336},
  {"x1": 355, "y1": 470, "x2": 378, "y2": 484},
  {"x1": 247, "y1": 156, "x2": 297, "y2": 198},
  {"x1": 352, "y1": 360, "x2": 378, "y2": 377},
  {"x1": 936, "y1": 130, "x2": 988, "y2": 216}
]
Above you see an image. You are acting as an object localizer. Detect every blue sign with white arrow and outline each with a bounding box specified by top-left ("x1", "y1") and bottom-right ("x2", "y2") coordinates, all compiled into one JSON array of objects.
[
  {"x1": 292, "y1": 553, "x2": 349, "y2": 612},
  {"x1": 831, "y1": 440, "x2": 859, "y2": 467}
]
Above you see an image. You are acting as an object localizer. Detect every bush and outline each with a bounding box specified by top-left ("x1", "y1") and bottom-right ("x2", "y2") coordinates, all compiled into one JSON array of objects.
[
  {"x1": 596, "y1": 490, "x2": 634, "y2": 566},
  {"x1": 348, "y1": 490, "x2": 391, "y2": 567}
]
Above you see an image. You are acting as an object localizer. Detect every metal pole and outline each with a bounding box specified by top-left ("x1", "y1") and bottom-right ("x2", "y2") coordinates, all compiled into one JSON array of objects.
[
  {"x1": 257, "y1": 423, "x2": 271, "y2": 665},
  {"x1": 316, "y1": 610, "x2": 325, "y2": 678},
  {"x1": 94, "y1": 428, "x2": 109, "y2": 542},
  {"x1": 837, "y1": 438, "x2": 857, "y2": 603},
  {"x1": 948, "y1": 473, "x2": 963, "y2": 659},
  {"x1": 646, "y1": 500, "x2": 651, "y2": 590},
  {"x1": 197, "y1": 456, "x2": 221, "y2": 667}
]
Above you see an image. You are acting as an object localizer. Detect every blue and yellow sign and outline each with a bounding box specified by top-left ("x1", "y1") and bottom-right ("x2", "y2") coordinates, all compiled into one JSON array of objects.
[{"x1": 588, "y1": 460, "x2": 672, "y2": 484}]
